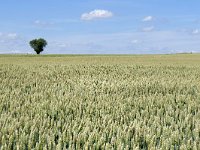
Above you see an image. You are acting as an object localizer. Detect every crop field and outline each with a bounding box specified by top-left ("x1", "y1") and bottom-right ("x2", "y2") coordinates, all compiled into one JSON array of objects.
[{"x1": 1, "y1": 54, "x2": 200, "y2": 149}]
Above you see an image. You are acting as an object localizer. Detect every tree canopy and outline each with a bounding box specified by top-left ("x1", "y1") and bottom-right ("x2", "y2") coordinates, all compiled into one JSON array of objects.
[{"x1": 29, "y1": 38, "x2": 47, "y2": 54}]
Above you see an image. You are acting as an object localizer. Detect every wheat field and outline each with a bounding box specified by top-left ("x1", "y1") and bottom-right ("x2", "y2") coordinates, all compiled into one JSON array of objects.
[{"x1": 0, "y1": 54, "x2": 200, "y2": 149}]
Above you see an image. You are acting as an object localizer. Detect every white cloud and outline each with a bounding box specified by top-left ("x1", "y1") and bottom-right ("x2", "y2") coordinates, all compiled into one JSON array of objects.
[
  {"x1": 10, "y1": 50, "x2": 22, "y2": 54},
  {"x1": 81, "y1": 9, "x2": 113, "y2": 20},
  {"x1": 50, "y1": 41, "x2": 71, "y2": 48},
  {"x1": 34, "y1": 20, "x2": 54, "y2": 28},
  {"x1": 192, "y1": 29, "x2": 200, "y2": 35},
  {"x1": 0, "y1": 32, "x2": 31, "y2": 54},
  {"x1": 142, "y1": 26, "x2": 154, "y2": 32},
  {"x1": 131, "y1": 40, "x2": 140, "y2": 44},
  {"x1": 2, "y1": 30, "x2": 200, "y2": 54},
  {"x1": 58, "y1": 44, "x2": 68, "y2": 48},
  {"x1": 0, "y1": 32, "x2": 19, "y2": 40},
  {"x1": 142, "y1": 16, "x2": 153, "y2": 22},
  {"x1": 34, "y1": 20, "x2": 41, "y2": 24},
  {"x1": 7, "y1": 33, "x2": 17, "y2": 39}
]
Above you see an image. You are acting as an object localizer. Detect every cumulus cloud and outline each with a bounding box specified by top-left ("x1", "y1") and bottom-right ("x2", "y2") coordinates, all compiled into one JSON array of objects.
[
  {"x1": 142, "y1": 16, "x2": 153, "y2": 22},
  {"x1": 81, "y1": 9, "x2": 113, "y2": 20},
  {"x1": 142, "y1": 26, "x2": 154, "y2": 32}
]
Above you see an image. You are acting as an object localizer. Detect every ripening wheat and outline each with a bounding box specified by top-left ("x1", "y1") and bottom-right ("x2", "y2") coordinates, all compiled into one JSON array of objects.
[{"x1": 0, "y1": 54, "x2": 200, "y2": 149}]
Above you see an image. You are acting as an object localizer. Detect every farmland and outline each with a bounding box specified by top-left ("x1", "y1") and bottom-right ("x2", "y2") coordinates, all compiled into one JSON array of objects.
[{"x1": 0, "y1": 54, "x2": 200, "y2": 149}]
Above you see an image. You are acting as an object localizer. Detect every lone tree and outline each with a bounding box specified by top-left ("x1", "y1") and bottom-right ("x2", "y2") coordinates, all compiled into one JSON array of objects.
[{"x1": 29, "y1": 38, "x2": 47, "y2": 54}]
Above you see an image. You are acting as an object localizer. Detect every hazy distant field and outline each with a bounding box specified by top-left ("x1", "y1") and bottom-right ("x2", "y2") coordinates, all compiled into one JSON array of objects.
[{"x1": 1, "y1": 54, "x2": 200, "y2": 149}]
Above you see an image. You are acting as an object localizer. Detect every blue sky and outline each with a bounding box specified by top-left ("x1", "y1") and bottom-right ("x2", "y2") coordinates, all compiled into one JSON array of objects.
[{"x1": 1, "y1": 0, "x2": 200, "y2": 54}]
